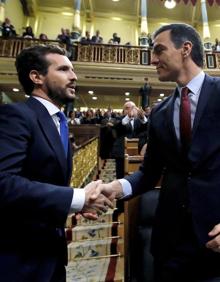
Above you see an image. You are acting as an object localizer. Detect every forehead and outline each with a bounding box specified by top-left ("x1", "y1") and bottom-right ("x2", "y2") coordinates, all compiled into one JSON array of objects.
[
  {"x1": 124, "y1": 102, "x2": 134, "y2": 108},
  {"x1": 45, "y1": 53, "x2": 72, "y2": 67}
]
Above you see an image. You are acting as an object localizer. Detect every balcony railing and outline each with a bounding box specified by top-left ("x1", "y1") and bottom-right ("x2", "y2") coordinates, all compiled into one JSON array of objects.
[{"x1": 0, "y1": 37, "x2": 220, "y2": 70}]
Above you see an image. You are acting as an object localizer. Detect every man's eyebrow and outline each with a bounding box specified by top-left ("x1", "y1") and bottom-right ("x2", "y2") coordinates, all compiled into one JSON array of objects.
[{"x1": 153, "y1": 44, "x2": 166, "y2": 52}]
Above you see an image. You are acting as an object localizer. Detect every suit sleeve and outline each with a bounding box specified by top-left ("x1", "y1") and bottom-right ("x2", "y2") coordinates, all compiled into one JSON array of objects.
[
  {"x1": 125, "y1": 109, "x2": 164, "y2": 196},
  {"x1": 0, "y1": 104, "x2": 73, "y2": 226}
]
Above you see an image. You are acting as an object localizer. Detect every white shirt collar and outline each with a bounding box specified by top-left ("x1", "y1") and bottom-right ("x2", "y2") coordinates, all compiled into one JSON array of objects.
[
  {"x1": 32, "y1": 96, "x2": 60, "y2": 116},
  {"x1": 178, "y1": 71, "x2": 205, "y2": 96}
]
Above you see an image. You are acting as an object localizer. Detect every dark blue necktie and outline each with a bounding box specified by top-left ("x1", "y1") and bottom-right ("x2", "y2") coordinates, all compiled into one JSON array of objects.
[{"x1": 56, "y1": 111, "x2": 69, "y2": 156}]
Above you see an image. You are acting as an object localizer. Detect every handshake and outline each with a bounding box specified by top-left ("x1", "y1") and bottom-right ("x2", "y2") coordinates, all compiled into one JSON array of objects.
[{"x1": 80, "y1": 180, "x2": 124, "y2": 220}]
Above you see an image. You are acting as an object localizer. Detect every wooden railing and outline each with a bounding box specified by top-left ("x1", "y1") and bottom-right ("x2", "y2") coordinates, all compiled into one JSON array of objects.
[
  {"x1": 76, "y1": 43, "x2": 150, "y2": 65},
  {"x1": 1, "y1": 37, "x2": 220, "y2": 69},
  {"x1": 0, "y1": 37, "x2": 65, "y2": 58},
  {"x1": 70, "y1": 137, "x2": 98, "y2": 188}
]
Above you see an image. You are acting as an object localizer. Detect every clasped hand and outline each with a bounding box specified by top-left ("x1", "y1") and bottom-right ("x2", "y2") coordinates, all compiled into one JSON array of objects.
[{"x1": 80, "y1": 180, "x2": 123, "y2": 220}]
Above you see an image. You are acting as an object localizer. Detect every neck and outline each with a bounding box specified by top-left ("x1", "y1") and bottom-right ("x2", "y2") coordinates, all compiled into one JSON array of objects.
[
  {"x1": 177, "y1": 61, "x2": 202, "y2": 87},
  {"x1": 32, "y1": 89, "x2": 61, "y2": 109}
]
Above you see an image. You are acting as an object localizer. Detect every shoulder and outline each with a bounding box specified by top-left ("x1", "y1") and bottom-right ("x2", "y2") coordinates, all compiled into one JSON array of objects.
[
  {"x1": 152, "y1": 95, "x2": 173, "y2": 113},
  {"x1": 0, "y1": 101, "x2": 35, "y2": 124}
]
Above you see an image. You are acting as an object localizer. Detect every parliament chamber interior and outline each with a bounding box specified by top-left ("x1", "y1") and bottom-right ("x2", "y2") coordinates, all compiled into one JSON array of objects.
[{"x1": 1, "y1": 0, "x2": 220, "y2": 281}]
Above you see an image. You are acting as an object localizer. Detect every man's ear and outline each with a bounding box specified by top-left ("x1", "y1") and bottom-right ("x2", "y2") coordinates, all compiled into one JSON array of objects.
[
  {"x1": 182, "y1": 41, "x2": 192, "y2": 58},
  {"x1": 29, "y1": 70, "x2": 44, "y2": 85}
]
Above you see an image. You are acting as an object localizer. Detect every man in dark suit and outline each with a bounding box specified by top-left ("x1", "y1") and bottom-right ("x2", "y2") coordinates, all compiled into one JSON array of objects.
[
  {"x1": 0, "y1": 45, "x2": 112, "y2": 282},
  {"x1": 96, "y1": 23, "x2": 220, "y2": 281},
  {"x1": 110, "y1": 101, "x2": 148, "y2": 179},
  {"x1": 91, "y1": 30, "x2": 103, "y2": 44}
]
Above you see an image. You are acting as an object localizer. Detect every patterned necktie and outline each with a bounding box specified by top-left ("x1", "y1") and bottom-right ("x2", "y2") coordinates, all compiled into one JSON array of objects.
[
  {"x1": 179, "y1": 87, "x2": 191, "y2": 150},
  {"x1": 56, "y1": 111, "x2": 69, "y2": 156}
]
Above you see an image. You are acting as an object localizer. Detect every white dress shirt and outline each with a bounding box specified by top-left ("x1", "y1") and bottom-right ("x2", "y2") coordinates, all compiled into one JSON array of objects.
[{"x1": 33, "y1": 96, "x2": 85, "y2": 212}]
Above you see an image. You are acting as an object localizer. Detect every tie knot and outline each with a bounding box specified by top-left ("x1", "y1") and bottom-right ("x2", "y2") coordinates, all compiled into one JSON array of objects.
[
  {"x1": 56, "y1": 111, "x2": 67, "y2": 122},
  {"x1": 181, "y1": 87, "x2": 190, "y2": 97}
]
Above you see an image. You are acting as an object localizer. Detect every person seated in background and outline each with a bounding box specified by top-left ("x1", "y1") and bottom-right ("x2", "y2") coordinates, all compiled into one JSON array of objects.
[
  {"x1": 67, "y1": 110, "x2": 81, "y2": 125},
  {"x1": 80, "y1": 31, "x2": 91, "y2": 44},
  {"x1": 22, "y1": 26, "x2": 34, "y2": 38},
  {"x1": 111, "y1": 32, "x2": 121, "y2": 44},
  {"x1": 1, "y1": 18, "x2": 17, "y2": 38},
  {"x1": 39, "y1": 33, "x2": 48, "y2": 41},
  {"x1": 81, "y1": 109, "x2": 98, "y2": 124},
  {"x1": 91, "y1": 30, "x2": 103, "y2": 44}
]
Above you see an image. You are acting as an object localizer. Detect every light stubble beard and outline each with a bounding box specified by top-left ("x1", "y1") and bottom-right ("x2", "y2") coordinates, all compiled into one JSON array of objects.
[{"x1": 46, "y1": 81, "x2": 75, "y2": 107}]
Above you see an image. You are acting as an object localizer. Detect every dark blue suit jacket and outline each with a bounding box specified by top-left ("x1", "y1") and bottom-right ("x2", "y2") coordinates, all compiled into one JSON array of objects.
[
  {"x1": 0, "y1": 97, "x2": 73, "y2": 281},
  {"x1": 126, "y1": 74, "x2": 220, "y2": 260}
]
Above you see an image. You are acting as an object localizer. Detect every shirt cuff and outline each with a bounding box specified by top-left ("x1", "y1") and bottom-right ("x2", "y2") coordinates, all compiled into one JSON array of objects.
[
  {"x1": 118, "y1": 178, "x2": 132, "y2": 199},
  {"x1": 69, "y1": 188, "x2": 85, "y2": 213}
]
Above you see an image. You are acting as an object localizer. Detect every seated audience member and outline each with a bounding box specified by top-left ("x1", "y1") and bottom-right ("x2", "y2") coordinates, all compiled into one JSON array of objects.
[
  {"x1": 22, "y1": 26, "x2": 34, "y2": 38},
  {"x1": 39, "y1": 33, "x2": 48, "y2": 41},
  {"x1": 80, "y1": 31, "x2": 91, "y2": 44},
  {"x1": 111, "y1": 32, "x2": 121, "y2": 44},
  {"x1": 95, "y1": 109, "x2": 104, "y2": 124},
  {"x1": 81, "y1": 109, "x2": 98, "y2": 124},
  {"x1": 91, "y1": 30, "x2": 103, "y2": 44},
  {"x1": 57, "y1": 28, "x2": 70, "y2": 44},
  {"x1": 1, "y1": 18, "x2": 17, "y2": 38},
  {"x1": 68, "y1": 111, "x2": 81, "y2": 125}
]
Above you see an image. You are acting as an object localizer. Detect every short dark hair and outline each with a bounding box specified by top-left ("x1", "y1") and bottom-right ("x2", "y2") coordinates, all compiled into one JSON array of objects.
[
  {"x1": 153, "y1": 23, "x2": 204, "y2": 68},
  {"x1": 15, "y1": 45, "x2": 67, "y2": 94}
]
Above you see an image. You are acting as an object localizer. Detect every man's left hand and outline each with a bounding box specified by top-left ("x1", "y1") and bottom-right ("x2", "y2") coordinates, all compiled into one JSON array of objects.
[{"x1": 206, "y1": 224, "x2": 220, "y2": 252}]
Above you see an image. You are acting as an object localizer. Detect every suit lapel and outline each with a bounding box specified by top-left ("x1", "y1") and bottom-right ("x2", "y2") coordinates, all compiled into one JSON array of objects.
[
  {"x1": 192, "y1": 75, "x2": 214, "y2": 138},
  {"x1": 26, "y1": 97, "x2": 69, "y2": 181}
]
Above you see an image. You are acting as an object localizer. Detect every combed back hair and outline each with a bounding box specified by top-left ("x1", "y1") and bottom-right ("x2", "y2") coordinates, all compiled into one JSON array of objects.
[
  {"x1": 153, "y1": 23, "x2": 204, "y2": 68},
  {"x1": 15, "y1": 45, "x2": 67, "y2": 94}
]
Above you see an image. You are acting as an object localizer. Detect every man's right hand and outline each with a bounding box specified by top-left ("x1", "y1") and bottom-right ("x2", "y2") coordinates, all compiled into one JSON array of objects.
[
  {"x1": 94, "y1": 180, "x2": 124, "y2": 201},
  {"x1": 81, "y1": 180, "x2": 114, "y2": 218}
]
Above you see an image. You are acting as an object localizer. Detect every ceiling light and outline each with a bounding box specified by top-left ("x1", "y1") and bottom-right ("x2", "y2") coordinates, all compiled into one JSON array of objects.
[
  {"x1": 112, "y1": 0, "x2": 120, "y2": 2},
  {"x1": 160, "y1": 93, "x2": 165, "y2": 97},
  {"x1": 62, "y1": 12, "x2": 74, "y2": 16},
  {"x1": 164, "y1": 0, "x2": 176, "y2": 9},
  {"x1": 157, "y1": 98, "x2": 162, "y2": 102},
  {"x1": 88, "y1": 91, "x2": 94, "y2": 95},
  {"x1": 125, "y1": 98, "x2": 130, "y2": 101},
  {"x1": 12, "y1": 88, "x2": 19, "y2": 92},
  {"x1": 92, "y1": 97, "x2": 97, "y2": 100},
  {"x1": 25, "y1": 95, "x2": 30, "y2": 98},
  {"x1": 125, "y1": 92, "x2": 130, "y2": 96},
  {"x1": 111, "y1": 17, "x2": 122, "y2": 21}
]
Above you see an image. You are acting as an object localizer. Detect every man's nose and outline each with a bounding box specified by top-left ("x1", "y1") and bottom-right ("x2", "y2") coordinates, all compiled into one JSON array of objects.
[
  {"x1": 150, "y1": 54, "x2": 158, "y2": 66},
  {"x1": 70, "y1": 70, "x2": 77, "y2": 80}
]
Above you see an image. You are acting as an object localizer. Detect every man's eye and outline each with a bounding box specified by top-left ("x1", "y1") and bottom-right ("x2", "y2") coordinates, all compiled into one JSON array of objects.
[{"x1": 59, "y1": 66, "x2": 69, "y2": 71}]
